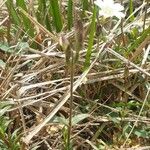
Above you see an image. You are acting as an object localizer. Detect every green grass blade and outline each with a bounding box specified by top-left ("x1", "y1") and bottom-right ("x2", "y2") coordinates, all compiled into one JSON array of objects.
[
  {"x1": 67, "y1": 0, "x2": 73, "y2": 30},
  {"x1": 129, "y1": 0, "x2": 134, "y2": 21},
  {"x1": 50, "y1": 0, "x2": 63, "y2": 32},
  {"x1": 5, "y1": 0, "x2": 20, "y2": 25},
  {"x1": 81, "y1": 0, "x2": 89, "y2": 18},
  {"x1": 16, "y1": 0, "x2": 27, "y2": 11},
  {"x1": 45, "y1": 13, "x2": 52, "y2": 32},
  {"x1": 84, "y1": 6, "x2": 97, "y2": 69},
  {"x1": 37, "y1": 0, "x2": 52, "y2": 31},
  {"x1": 37, "y1": 0, "x2": 48, "y2": 23},
  {"x1": 19, "y1": 8, "x2": 57, "y2": 42},
  {"x1": 16, "y1": 0, "x2": 34, "y2": 37}
]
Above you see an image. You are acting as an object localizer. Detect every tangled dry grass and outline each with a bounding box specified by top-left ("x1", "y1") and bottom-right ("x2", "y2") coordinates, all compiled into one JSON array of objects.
[{"x1": 0, "y1": 0, "x2": 150, "y2": 149}]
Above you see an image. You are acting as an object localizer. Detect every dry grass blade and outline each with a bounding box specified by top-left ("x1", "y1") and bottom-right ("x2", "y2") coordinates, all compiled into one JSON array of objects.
[
  {"x1": 1, "y1": 1, "x2": 150, "y2": 149},
  {"x1": 111, "y1": 82, "x2": 142, "y2": 102},
  {"x1": 22, "y1": 43, "x2": 106, "y2": 144},
  {"x1": 0, "y1": 0, "x2": 7, "y2": 8},
  {"x1": 0, "y1": 16, "x2": 9, "y2": 26},
  {"x1": 141, "y1": 44, "x2": 150, "y2": 66},
  {"x1": 122, "y1": 146, "x2": 150, "y2": 150},
  {"x1": 130, "y1": 36, "x2": 150, "y2": 61},
  {"x1": 107, "y1": 48, "x2": 150, "y2": 77}
]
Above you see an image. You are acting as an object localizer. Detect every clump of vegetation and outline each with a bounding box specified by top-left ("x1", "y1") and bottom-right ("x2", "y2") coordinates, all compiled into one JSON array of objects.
[
  {"x1": 0, "y1": 102, "x2": 21, "y2": 150},
  {"x1": 0, "y1": 0, "x2": 150, "y2": 149}
]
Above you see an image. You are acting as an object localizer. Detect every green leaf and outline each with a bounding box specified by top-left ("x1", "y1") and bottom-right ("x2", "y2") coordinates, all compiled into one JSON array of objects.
[
  {"x1": 5, "y1": 0, "x2": 20, "y2": 25},
  {"x1": 53, "y1": 116, "x2": 68, "y2": 126},
  {"x1": 50, "y1": 0, "x2": 63, "y2": 32},
  {"x1": 107, "y1": 113, "x2": 120, "y2": 124},
  {"x1": 17, "y1": 42, "x2": 29, "y2": 50},
  {"x1": 0, "y1": 116, "x2": 11, "y2": 134},
  {"x1": 53, "y1": 114, "x2": 89, "y2": 126},
  {"x1": 84, "y1": 6, "x2": 96, "y2": 69},
  {"x1": 0, "y1": 126, "x2": 5, "y2": 138},
  {"x1": 82, "y1": 0, "x2": 89, "y2": 11},
  {"x1": 0, "y1": 60, "x2": 6, "y2": 70},
  {"x1": 134, "y1": 130, "x2": 148, "y2": 138},
  {"x1": 16, "y1": 0, "x2": 27, "y2": 11},
  {"x1": 81, "y1": 0, "x2": 89, "y2": 18},
  {"x1": 72, "y1": 114, "x2": 89, "y2": 126},
  {"x1": 128, "y1": 25, "x2": 150, "y2": 52},
  {"x1": 129, "y1": 0, "x2": 134, "y2": 21},
  {"x1": 0, "y1": 101, "x2": 13, "y2": 109},
  {"x1": 0, "y1": 106, "x2": 11, "y2": 117},
  {"x1": 17, "y1": 0, "x2": 34, "y2": 37},
  {"x1": 0, "y1": 43, "x2": 9, "y2": 52},
  {"x1": 67, "y1": 0, "x2": 73, "y2": 30},
  {"x1": 37, "y1": 0, "x2": 52, "y2": 32}
]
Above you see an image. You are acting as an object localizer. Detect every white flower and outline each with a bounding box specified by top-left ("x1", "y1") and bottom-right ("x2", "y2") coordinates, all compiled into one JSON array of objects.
[{"x1": 94, "y1": 0, "x2": 125, "y2": 19}]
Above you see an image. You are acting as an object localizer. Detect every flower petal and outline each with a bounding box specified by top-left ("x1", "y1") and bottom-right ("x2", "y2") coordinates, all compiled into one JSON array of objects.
[
  {"x1": 114, "y1": 11, "x2": 125, "y2": 19},
  {"x1": 114, "y1": 3, "x2": 124, "y2": 11},
  {"x1": 94, "y1": 0, "x2": 103, "y2": 8},
  {"x1": 95, "y1": 0, "x2": 125, "y2": 19},
  {"x1": 99, "y1": 9, "x2": 113, "y2": 18},
  {"x1": 94, "y1": 0, "x2": 106, "y2": 9},
  {"x1": 103, "y1": 0, "x2": 114, "y2": 5}
]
